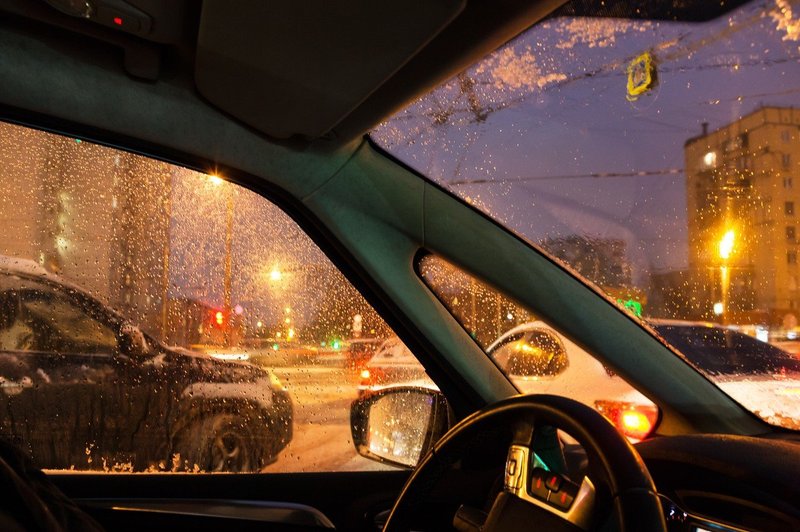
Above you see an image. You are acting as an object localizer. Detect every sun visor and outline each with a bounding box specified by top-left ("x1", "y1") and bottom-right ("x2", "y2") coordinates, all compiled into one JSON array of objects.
[{"x1": 195, "y1": 0, "x2": 465, "y2": 140}]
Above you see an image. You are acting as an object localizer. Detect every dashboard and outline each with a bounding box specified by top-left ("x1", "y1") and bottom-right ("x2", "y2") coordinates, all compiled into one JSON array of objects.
[
  {"x1": 52, "y1": 432, "x2": 800, "y2": 531},
  {"x1": 637, "y1": 434, "x2": 800, "y2": 532}
]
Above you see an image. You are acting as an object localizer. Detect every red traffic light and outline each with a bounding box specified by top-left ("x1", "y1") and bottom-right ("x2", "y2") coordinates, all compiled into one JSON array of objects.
[{"x1": 209, "y1": 309, "x2": 228, "y2": 328}]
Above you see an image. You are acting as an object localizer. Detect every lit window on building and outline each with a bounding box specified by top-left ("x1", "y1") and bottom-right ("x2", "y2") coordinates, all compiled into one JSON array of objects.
[
  {"x1": 703, "y1": 151, "x2": 717, "y2": 167},
  {"x1": 786, "y1": 201, "x2": 795, "y2": 216}
]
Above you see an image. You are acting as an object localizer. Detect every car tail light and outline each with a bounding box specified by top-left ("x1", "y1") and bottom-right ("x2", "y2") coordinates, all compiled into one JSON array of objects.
[
  {"x1": 360, "y1": 367, "x2": 387, "y2": 388},
  {"x1": 594, "y1": 400, "x2": 659, "y2": 442}
]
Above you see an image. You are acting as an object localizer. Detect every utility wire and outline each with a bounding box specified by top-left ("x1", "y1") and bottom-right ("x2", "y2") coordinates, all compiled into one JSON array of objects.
[{"x1": 449, "y1": 167, "x2": 684, "y2": 185}]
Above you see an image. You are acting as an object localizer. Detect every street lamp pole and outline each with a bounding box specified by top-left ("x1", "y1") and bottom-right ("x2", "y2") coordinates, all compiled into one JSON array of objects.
[
  {"x1": 223, "y1": 187, "x2": 234, "y2": 345},
  {"x1": 720, "y1": 265, "x2": 730, "y2": 325},
  {"x1": 160, "y1": 168, "x2": 173, "y2": 343}
]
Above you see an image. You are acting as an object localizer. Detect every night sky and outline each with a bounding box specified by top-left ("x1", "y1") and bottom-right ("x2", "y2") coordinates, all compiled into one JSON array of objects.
[{"x1": 374, "y1": 0, "x2": 800, "y2": 284}]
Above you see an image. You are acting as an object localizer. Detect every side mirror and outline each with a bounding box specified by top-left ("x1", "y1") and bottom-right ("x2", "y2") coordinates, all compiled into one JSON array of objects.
[
  {"x1": 507, "y1": 351, "x2": 541, "y2": 376},
  {"x1": 119, "y1": 322, "x2": 149, "y2": 358},
  {"x1": 351, "y1": 387, "x2": 451, "y2": 469}
]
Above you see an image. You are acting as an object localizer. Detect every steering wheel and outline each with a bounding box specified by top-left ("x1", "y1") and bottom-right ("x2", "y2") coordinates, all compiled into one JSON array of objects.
[{"x1": 383, "y1": 394, "x2": 667, "y2": 531}]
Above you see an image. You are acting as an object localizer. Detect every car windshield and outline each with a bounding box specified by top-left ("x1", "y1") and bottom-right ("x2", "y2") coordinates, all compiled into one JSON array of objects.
[{"x1": 372, "y1": 0, "x2": 800, "y2": 430}]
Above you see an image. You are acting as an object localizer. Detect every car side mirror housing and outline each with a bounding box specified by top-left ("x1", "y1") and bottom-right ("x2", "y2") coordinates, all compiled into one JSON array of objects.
[
  {"x1": 350, "y1": 387, "x2": 451, "y2": 469},
  {"x1": 119, "y1": 322, "x2": 149, "y2": 358}
]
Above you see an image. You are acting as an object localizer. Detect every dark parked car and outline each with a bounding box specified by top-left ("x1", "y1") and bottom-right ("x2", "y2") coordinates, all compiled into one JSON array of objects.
[
  {"x1": 0, "y1": 256, "x2": 292, "y2": 472},
  {"x1": 651, "y1": 320, "x2": 800, "y2": 377}
]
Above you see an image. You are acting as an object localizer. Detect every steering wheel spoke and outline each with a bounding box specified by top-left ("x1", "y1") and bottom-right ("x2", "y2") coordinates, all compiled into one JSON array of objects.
[
  {"x1": 504, "y1": 444, "x2": 596, "y2": 530},
  {"x1": 383, "y1": 395, "x2": 666, "y2": 532}
]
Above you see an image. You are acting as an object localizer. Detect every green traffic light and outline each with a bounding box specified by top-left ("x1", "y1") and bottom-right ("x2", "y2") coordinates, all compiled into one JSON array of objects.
[{"x1": 617, "y1": 298, "x2": 643, "y2": 317}]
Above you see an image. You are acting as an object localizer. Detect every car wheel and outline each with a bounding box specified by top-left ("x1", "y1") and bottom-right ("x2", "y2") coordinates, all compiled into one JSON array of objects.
[{"x1": 173, "y1": 412, "x2": 267, "y2": 473}]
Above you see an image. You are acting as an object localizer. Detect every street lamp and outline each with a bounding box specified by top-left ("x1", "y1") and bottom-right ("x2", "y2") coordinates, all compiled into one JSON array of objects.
[
  {"x1": 207, "y1": 173, "x2": 234, "y2": 345},
  {"x1": 718, "y1": 229, "x2": 735, "y2": 324},
  {"x1": 719, "y1": 230, "x2": 735, "y2": 260}
]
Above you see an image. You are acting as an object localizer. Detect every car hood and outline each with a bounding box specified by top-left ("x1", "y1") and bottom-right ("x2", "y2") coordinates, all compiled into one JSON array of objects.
[
  {"x1": 156, "y1": 346, "x2": 273, "y2": 385},
  {"x1": 714, "y1": 374, "x2": 800, "y2": 430}
]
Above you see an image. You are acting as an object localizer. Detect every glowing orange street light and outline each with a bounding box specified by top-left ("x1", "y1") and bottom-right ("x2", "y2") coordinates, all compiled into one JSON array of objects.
[
  {"x1": 718, "y1": 229, "x2": 735, "y2": 324},
  {"x1": 719, "y1": 229, "x2": 735, "y2": 260}
]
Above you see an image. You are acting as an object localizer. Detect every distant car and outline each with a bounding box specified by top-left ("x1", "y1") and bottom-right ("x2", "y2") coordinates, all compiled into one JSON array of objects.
[
  {"x1": 650, "y1": 319, "x2": 800, "y2": 429},
  {"x1": 357, "y1": 337, "x2": 433, "y2": 395},
  {"x1": 359, "y1": 325, "x2": 658, "y2": 441},
  {"x1": 487, "y1": 322, "x2": 658, "y2": 440},
  {"x1": 0, "y1": 256, "x2": 292, "y2": 472},
  {"x1": 492, "y1": 320, "x2": 800, "y2": 434},
  {"x1": 650, "y1": 319, "x2": 800, "y2": 375},
  {"x1": 359, "y1": 319, "x2": 800, "y2": 440},
  {"x1": 344, "y1": 337, "x2": 384, "y2": 370}
]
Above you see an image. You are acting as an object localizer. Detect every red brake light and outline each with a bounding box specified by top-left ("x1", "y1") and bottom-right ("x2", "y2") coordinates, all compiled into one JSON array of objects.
[
  {"x1": 359, "y1": 368, "x2": 388, "y2": 388},
  {"x1": 595, "y1": 400, "x2": 658, "y2": 442}
]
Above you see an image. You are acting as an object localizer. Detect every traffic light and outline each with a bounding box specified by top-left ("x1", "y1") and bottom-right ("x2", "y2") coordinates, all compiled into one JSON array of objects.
[{"x1": 208, "y1": 309, "x2": 228, "y2": 329}]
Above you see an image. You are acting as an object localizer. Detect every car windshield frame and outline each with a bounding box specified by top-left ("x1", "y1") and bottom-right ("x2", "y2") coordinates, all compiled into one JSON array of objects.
[{"x1": 370, "y1": 0, "x2": 800, "y2": 432}]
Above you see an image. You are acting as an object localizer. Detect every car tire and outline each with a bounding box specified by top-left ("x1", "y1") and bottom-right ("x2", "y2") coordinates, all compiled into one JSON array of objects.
[{"x1": 173, "y1": 412, "x2": 268, "y2": 473}]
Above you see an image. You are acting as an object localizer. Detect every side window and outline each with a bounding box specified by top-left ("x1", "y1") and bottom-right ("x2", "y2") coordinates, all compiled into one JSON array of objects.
[
  {"x1": 419, "y1": 254, "x2": 657, "y2": 442},
  {"x1": 20, "y1": 291, "x2": 118, "y2": 355},
  {"x1": 0, "y1": 121, "x2": 418, "y2": 473},
  {"x1": 0, "y1": 288, "x2": 32, "y2": 351}
]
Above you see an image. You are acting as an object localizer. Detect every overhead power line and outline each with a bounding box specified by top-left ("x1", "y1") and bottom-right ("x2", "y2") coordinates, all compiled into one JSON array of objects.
[{"x1": 449, "y1": 167, "x2": 684, "y2": 185}]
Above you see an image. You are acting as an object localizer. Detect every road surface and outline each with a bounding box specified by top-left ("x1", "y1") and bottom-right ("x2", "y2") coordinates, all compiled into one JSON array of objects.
[{"x1": 264, "y1": 363, "x2": 394, "y2": 473}]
